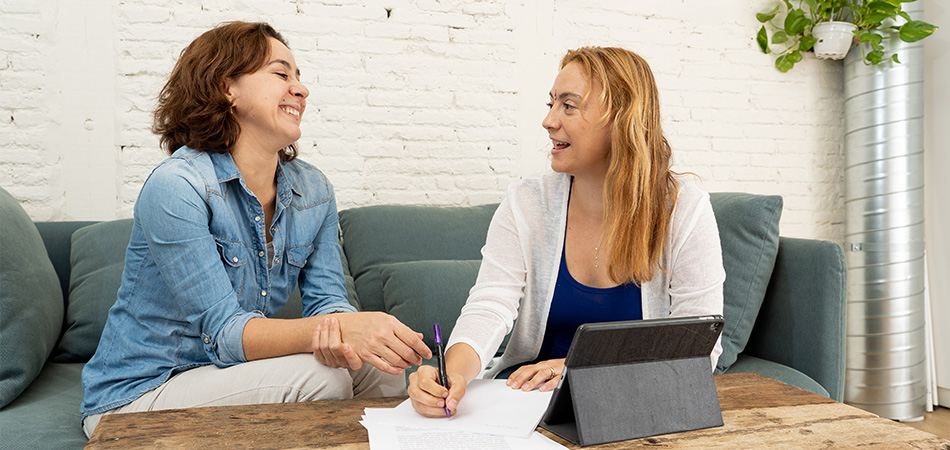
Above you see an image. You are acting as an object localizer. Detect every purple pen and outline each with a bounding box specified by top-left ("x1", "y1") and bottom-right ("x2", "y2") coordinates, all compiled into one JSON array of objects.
[{"x1": 434, "y1": 324, "x2": 451, "y2": 418}]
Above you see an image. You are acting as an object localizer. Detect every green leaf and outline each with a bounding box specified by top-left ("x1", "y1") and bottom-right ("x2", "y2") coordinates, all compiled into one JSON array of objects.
[
  {"x1": 865, "y1": 12, "x2": 890, "y2": 24},
  {"x1": 775, "y1": 54, "x2": 795, "y2": 72},
  {"x1": 867, "y1": 1, "x2": 898, "y2": 13},
  {"x1": 757, "y1": 26, "x2": 770, "y2": 53},
  {"x1": 804, "y1": 0, "x2": 818, "y2": 14},
  {"x1": 899, "y1": 11, "x2": 911, "y2": 21},
  {"x1": 785, "y1": 9, "x2": 811, "y2": 35},
  {"x1": 900, "y1": 20, "x2": 938, "y2": 42},
  {"x1": 869, "y1": 33, "x2": 883, "y2": 47},
  {"x1": 773, "y1": 31, "x2": 789, "y2": 44},
  {"x1": 867, "y1": 50, "x2": 885, "y2": 64},
  {"x1": 891, "y1": 53, "x2": 901, "y2": 64},
  {"x1": 800, "y1": 35, "x2": 818, "y2": 52},
  {"x1": 858, "y1": 31, "x2": 872, "y2": 43},
  {"x1": 788, "y1": 50, "x2": 803, "y2": 64},
  {"x1": 756, "y1": 5, "x2": 780, "y2": 23}
]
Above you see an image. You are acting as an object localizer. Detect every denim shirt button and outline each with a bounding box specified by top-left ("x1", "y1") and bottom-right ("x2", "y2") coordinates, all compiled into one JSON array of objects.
[
  {"x1": 254, "y1": 216, "x2": 261, "y2": 222},
  {"x1": 258, "y1": 251, "x2": 265, "y2": 257},
  {"x1": 261, "y1": 290, "x2": 267, "y2": 297},
  {"x1": 231, "y1": 257, "x2": 238, "y2": 263},
  {"x1": 275, "y1": 258, "x2": 280, "y2": 264},
  {"x1": 202, "y1": 336, "x2": 211, "y2": 344}
]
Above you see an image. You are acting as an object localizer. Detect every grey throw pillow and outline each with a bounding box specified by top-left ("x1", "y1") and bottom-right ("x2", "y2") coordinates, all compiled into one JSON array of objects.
[
  {"x1": 0, "y1": 187, "x2": 64, "y2": 407},
  {"x1": 709, "y1": 193, "x2": 783, "y2": 373},
  {"x1": 50, "y1": 219, "x2": 132, "y2": 363},
  {"x1": 380, "y1": 259, "x2": 481, "y2": 350}
]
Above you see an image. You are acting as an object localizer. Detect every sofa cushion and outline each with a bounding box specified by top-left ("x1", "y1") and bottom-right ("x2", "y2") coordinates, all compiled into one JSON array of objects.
[
  {"x1": 0, "y1": 187, "x2": 64, "y2": 408},
  {"x1": 380, "y1": 260, "x2": 481, "y2": 349},
  {"x1": 339, "y1": 204, "x2": 497, "y2": 314},
  {"x1": 725, "y1": 354, "x2": 829, "y2": 398},
  {"x1": 708, "y1": 193, "x2": 782, "y2": 373},
  {"x1": 0, "y1": 362, "x2": 87, "y2": 449},
  {"x1": 51, "y1": 219, "x2": 133, "y2": 363}
]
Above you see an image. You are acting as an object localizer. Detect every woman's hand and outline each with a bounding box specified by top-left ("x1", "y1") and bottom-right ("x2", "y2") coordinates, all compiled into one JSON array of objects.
[
  {"x1": 506, "y1": 359, "x2": 565, "y2": 392},
  {"x1": 408, "y1": 365, "x2": 467, "y2": 417},
  {"x1": 311, "y1": 316, "x2": 362, "y2": 369},
  {"x1": 311, "y1": 312, "x2": 432, "y2": 375}
]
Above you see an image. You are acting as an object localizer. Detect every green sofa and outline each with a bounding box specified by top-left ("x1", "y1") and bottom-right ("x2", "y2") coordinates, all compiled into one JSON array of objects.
[{"x1": 0, "y1": 186, "x2": 846, "y2": 450}]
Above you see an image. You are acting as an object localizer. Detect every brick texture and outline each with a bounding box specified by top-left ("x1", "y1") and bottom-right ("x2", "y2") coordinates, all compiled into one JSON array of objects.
[{"x1": 0, "y1": 0, "x2": 845, "y2": 242}]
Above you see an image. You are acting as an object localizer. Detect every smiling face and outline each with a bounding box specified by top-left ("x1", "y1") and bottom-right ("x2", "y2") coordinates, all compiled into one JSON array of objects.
[
  {"x1": 542, "y1": 61, "x2": 613, "y2": 179},
  {"x1": 225, "y1": 37, "x2": 309, "y2": 154}
]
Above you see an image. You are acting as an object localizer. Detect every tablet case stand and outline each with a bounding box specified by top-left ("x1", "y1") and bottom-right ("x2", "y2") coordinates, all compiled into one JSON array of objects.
[{"x1": 540, "y1": 344, "x2": 723, "y2": 446}]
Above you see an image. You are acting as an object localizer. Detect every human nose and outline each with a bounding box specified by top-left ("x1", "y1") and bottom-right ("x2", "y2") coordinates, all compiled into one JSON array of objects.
[
  {"x1": 542, "y1": 106, "x2": 558, "y2": 131},
  {"x1": 291, "y1": 79, "x2": 309, "y2": 99}
]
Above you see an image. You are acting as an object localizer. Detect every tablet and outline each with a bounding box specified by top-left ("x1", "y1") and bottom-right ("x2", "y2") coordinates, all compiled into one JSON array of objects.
[
  {"x1": 540, "y1": 314, "x2": 724, "y2": 444},
  {"x1": 563, "y1": 314, "x2": 724, "y2": 369}
]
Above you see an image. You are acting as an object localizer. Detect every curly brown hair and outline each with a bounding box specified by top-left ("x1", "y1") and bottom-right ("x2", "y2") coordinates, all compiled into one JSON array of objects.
[{"x1": 152, "y1": 21, "x2": 298, "y2": 161}]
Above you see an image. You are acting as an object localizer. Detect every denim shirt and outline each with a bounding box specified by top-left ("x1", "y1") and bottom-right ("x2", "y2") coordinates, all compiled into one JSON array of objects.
[{"x1": 80, "y1": 147, "x2": 355, "y2": 419}]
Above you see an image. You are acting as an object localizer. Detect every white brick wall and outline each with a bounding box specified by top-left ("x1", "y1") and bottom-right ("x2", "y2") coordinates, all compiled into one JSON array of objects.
[{"x1": 1, "y1": 0, "x2": 846, "y2": 242}]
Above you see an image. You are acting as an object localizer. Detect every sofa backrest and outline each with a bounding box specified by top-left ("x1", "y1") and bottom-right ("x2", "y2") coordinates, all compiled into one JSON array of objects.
[
  {"x1": 338, "y1": 204, "x2": 498, "y2": 348},
  {"x1": 338, "y1": 204, "x2": 498, "y2": 313}
]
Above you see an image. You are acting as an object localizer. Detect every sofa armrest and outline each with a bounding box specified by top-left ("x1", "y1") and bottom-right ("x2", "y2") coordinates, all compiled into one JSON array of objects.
[{"x1": 743, "y1": 237, "x2": 847, "y2": 401}]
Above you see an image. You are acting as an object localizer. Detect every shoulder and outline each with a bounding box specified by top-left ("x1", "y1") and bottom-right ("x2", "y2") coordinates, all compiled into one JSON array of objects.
[
  {"x1": 503, "y1": 171, "x2": 569, "y2": 210},
  {"x1": 281, "y1": 158, "x2": 334, "y2": 208},
  {"x1": 673, "y1": 177, "x2": 710, "y2": 209},
  {"x1": 669, "y1": 176, "x2": 717, "y2": 236},
  {"x1": 143, "y1": 147, "x2": 213, "y2": 194}
]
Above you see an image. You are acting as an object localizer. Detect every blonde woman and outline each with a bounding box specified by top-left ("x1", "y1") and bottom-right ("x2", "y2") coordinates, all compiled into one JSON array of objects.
[{"x1": 406, "y1": 47, "x2": 725, "y2": 417}]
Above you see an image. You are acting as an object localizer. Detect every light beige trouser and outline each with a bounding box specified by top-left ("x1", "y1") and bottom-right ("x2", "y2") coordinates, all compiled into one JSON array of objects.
[{"x1": 82, "y1": 354, "x2": 405, "y2": 438}]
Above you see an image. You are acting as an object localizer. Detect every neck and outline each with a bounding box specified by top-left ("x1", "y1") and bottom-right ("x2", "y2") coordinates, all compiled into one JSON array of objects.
[
  {"x1": 230, "y1": 141, "x2": 280, "y2": 197},
  {"x1": 569, "y1": 173, "x2": 606, "y2": 219}
]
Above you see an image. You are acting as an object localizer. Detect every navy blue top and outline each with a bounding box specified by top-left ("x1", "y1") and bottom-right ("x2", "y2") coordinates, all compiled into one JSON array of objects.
[{"x1": 536, "y1": 248, "x2": 643, "y2": 360}]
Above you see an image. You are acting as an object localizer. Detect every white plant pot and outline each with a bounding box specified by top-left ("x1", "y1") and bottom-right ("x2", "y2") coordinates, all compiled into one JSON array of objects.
[{"x1": 813, "y1": 21, "x2": 858, "y2": 60}]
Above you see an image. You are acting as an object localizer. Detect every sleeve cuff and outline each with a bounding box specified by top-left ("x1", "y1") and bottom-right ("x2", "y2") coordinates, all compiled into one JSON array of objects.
[{"x1": 205, "y1": 310, "x2": 265, "y2": 366}]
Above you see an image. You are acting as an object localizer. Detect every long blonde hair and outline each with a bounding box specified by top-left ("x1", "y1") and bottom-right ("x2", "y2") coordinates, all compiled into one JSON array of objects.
[{"x1": 561, "y1": 47, "x2": 678, "y2": 285}]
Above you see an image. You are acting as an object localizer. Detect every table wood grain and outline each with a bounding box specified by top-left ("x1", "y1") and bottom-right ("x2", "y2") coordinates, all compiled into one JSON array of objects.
[{"x1": 85, "y1": 373, "x2": 950, "y2": 450}]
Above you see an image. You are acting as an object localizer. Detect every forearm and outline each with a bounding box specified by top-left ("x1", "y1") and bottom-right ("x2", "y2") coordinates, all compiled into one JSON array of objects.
[
  {"x1": 242, "y1": 315, "x2": 322, "y2": 361},
  {"x1": 445, "y1": 343, "x2": 482, "y2": 385}
]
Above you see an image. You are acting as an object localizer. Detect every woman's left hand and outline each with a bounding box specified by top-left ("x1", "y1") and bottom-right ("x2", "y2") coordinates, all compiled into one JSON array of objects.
[{"x1": 506, "y1": 359, "x2": 565, "y2": 392}]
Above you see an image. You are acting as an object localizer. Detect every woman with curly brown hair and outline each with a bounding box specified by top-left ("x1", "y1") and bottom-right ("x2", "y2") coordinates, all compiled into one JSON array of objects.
[
  {"x1": 80, "y1": 21, "x2": 430, "y2": 437},
  {"x1": 406, "y1": 47, "x2": 725, "y2": 418}
]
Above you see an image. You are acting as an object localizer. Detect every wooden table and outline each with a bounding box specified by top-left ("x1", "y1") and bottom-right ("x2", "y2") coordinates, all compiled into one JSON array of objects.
[{"x1": 85, "y1": 373, "x2": 950, "y2": 449}]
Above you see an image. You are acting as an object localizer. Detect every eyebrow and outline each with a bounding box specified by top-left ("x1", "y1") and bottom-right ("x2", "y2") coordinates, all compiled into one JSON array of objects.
[
  {"x1": 549, "y1": 92, "x2": 582, "y2": 102},
  {"x1": 268, "y1": 59, "x2": 301, "y2": 76}
]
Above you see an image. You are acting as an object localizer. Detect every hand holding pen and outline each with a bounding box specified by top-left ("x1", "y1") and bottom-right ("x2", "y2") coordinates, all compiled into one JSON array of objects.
[
  {"x1": 406, "y1": 324, "x2": 470, "y2": 418},
  {"x1": 434, "y1": 324, "x2": 451, "y2": 417}
]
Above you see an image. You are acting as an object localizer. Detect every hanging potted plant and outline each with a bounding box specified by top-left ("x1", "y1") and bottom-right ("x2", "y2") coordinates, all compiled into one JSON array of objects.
[{"x1": 755, "y1": 0, "x2": 937, "y2": 72}]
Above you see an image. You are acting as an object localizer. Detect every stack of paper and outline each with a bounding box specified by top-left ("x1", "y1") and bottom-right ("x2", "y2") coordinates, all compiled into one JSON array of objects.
[{"x1": 360, "y1": 379, "x2": 568, "y2": 450}]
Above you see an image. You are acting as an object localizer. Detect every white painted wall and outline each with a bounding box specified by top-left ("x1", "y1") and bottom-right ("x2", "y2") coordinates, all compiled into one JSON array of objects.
[
  {"x1": 0, "y1": 0, "x2": 846, "y2": 242},
  {"x1": 3, "y1": 0, "x2": 945, "y2": 407},
  {"x1": 923, "y1": 0, "x2": 949, "y2": 408}
]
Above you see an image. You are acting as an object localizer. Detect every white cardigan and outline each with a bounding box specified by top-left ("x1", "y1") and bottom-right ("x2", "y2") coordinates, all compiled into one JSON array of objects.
[{"x1": 446, "y1": 171, "x2": 725, "y2": 378}]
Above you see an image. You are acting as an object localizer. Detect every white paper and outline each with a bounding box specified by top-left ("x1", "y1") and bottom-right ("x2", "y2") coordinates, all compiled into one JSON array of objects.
[
  {"x1": 367, "y1": 379, "x2": 554, "y2": 438},
  {"x1": 361, "y1": 417, "x2": 567, "y2": 450}
]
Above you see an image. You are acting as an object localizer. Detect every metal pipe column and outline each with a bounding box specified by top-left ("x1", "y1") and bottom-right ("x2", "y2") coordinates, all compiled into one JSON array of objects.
[{"x1": 842, "y1": 3, "x2": 927, "y2": 420}]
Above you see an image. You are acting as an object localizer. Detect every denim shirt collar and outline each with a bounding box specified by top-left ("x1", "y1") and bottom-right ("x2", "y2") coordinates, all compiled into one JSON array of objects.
[{"x1": 208, "y1": 151, "x2": 299, "y2": 210}]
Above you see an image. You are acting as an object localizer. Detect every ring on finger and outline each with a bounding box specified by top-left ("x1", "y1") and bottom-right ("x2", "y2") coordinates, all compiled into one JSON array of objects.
[{"x1": 549, "y1": 366, "x2": 556, "y2": 379}]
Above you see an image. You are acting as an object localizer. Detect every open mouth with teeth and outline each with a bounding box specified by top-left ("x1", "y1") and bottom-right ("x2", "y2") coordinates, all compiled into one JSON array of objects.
[
  {"x1": 553, "y1": 140, "x2": 570, "y2": 150},
  {"x1": 280, "y1": 106, "x2": 301, "y2": 119}
]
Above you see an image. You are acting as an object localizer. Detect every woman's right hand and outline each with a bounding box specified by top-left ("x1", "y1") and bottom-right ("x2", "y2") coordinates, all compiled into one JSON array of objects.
[{"x1": 408, "y1": 365, "x2": 467, "y2": 417}]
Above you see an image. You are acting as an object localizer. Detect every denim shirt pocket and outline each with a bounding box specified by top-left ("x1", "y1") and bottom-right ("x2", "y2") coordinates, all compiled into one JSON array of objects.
[
  {"x1": 215, "y1": 237, "x2": 248, "y2": 297},
  {"x1": 285, "y1": 243, "x2": 313, "y2": 287},
  {"x1": 286, "y1": 244, "x2": 313, "y2": 268}
]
